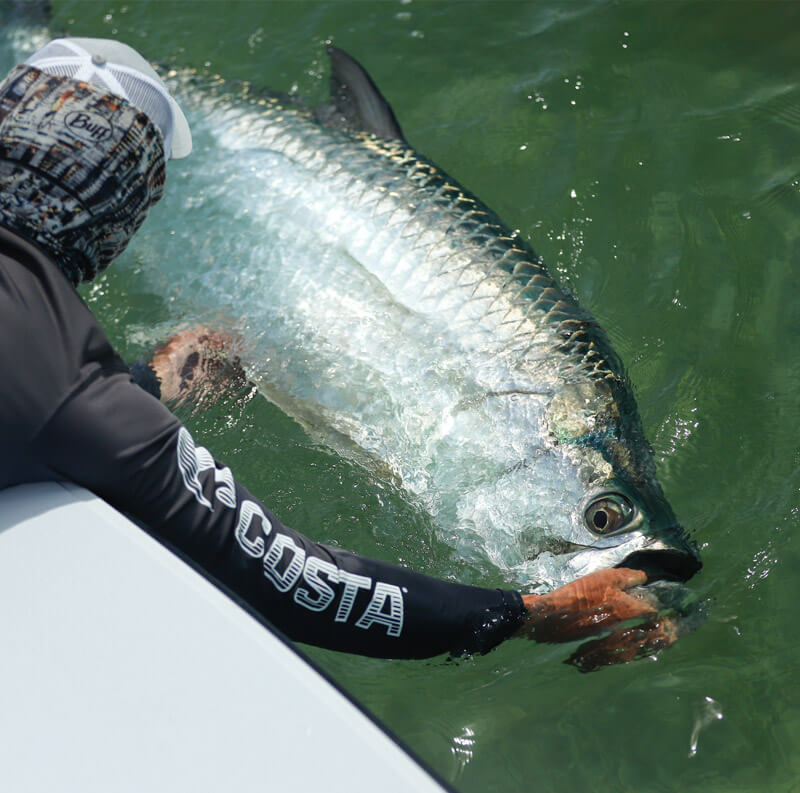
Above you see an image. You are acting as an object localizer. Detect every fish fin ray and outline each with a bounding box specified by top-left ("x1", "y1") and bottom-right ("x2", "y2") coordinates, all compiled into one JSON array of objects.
[{"x1": 320, "y1": 46, "x2": 406, "y2": 142}]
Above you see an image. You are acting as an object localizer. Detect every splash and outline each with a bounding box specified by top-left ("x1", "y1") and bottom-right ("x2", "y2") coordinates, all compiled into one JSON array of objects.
[{"x1": 688, "y1": 695, "x2": 723, "y2": 758}]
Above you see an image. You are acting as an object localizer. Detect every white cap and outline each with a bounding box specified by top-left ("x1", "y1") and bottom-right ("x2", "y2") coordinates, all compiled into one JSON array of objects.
[{"x1": 25, "y1": 37, "x2": 192, "y2": 159}]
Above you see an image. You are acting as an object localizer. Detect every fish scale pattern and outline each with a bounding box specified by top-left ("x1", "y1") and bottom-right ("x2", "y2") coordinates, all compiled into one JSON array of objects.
[
  {"x1": 177, "y1": 73, "x2": 637, "y2": 397},
  {"x1": 256, "y1": 96, "x2": 626, "y2": 391},
  {"x1": 195, "y1": 83, "x2": 640, "y2": 392},
  {"x1": 158, "y1": 69, "x2": 694, "y2": 588}
]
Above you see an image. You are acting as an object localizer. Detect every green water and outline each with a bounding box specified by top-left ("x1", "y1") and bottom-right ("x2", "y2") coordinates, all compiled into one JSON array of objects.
[{"x1": 9, "y1": 1, "x2": 800, "y2": 790}]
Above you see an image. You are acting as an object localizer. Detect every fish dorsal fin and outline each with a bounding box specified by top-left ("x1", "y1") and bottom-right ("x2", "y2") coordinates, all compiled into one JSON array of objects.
[{"x1": 325, "y1": 46, "x2": 405, "y2": 141}]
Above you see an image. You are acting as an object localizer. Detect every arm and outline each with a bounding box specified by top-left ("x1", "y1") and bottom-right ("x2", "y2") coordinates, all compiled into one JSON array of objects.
[{"x1": 34, "y1": 366, "x2": 529, "y2": 658}]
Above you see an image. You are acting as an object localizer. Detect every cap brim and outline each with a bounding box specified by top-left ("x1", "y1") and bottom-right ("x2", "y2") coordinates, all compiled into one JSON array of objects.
[{"x1": 167, "y1": 95, "x2": 192, "y2": 159}]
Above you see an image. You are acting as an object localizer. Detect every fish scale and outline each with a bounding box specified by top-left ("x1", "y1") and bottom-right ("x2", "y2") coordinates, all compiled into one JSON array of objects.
[
  {"x1": 196, "y1": 83, "x2": 589, "y2": 379},
  {"x1": 155, "y1": 60, "x2": 699, "y2": 590}
]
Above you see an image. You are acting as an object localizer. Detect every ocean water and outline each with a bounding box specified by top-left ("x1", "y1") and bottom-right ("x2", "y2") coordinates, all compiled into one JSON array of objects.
[{"x1": 3, "y1": 1, "x2": 800, "y2": 791}]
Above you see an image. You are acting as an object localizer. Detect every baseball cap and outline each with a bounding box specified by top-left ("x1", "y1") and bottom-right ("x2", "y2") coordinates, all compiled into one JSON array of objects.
[{"x1": 24, "y1": 37, "x2": 192, "y2": 159}]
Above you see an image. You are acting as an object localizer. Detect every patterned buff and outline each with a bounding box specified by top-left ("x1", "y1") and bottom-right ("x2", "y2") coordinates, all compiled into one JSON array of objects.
[{"x1": 0, "y1": 65, "x2": 166, "y2": 284}]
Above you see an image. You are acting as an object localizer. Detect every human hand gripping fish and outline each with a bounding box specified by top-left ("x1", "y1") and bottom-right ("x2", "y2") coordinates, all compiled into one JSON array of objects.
[
  {"x1": 138, "y1": 330, "x2": 686, "y2": 671},
  {"x1": 520, "y1": 567, "x2": 681, "y2": 672},
  {"x1": 120, "y1": 45, "x2": 703, "y2": 670}
]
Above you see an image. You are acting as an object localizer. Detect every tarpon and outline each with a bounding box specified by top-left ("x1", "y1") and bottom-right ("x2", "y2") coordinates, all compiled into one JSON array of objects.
[{"x1": 145, "y1": 47, "x2": 701, "y2": 593}]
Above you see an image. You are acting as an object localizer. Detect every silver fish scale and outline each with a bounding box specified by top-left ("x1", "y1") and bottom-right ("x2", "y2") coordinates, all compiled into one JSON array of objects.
[
  {"x1": 158, "y1": 71, "x2": 685, "y2": 589},
  {"x1": 184, "y1": 77, "x2": 627, "y2": 397}
]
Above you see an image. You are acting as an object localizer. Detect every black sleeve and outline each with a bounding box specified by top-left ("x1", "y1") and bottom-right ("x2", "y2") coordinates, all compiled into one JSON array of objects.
[
  {"x1": 34, "y1": 367, "x2": 525, "y2": 658},
  {"x1": 127, "y1": 359, "x2": 161, "y2": 400}
]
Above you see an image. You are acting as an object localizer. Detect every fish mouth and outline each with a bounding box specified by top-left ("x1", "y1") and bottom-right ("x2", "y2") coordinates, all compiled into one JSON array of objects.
[{"x1": 618, "y1": 540, "x2": 702, "y2": 583}]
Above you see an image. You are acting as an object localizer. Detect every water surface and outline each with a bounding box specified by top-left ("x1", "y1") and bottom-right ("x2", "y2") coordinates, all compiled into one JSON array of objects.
[{"x1": 3, "y1": 2, "x2": 799, "y2": 790}]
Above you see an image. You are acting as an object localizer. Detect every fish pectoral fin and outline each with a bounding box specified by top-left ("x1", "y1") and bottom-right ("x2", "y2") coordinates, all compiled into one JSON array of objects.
[{"x1": 323, "y1": 46, "x2": 406, "y2": 142}]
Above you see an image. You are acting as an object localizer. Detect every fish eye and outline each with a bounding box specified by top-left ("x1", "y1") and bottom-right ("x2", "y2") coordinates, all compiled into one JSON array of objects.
[{"x1": 584, "y1": 494, "x2": 634, "y2": 536}]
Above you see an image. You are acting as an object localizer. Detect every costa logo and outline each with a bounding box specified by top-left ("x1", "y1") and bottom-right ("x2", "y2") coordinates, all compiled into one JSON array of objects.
[
  {"x1": 175, "y1": 428, "x2": 406, "y2": 638},
  {"x1": 64, "y1": 111, "x2": 113, "y2": 143}
]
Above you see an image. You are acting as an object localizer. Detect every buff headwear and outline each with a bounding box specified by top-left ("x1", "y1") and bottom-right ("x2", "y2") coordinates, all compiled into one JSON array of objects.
[{"x1": 0, "y1": 38, "x2": 192, "y2": 285}]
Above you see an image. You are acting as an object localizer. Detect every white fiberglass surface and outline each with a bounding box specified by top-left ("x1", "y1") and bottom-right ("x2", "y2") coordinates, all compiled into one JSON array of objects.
[{"x1": 0, "y1": 482, "x2": 446, "y2": 793}]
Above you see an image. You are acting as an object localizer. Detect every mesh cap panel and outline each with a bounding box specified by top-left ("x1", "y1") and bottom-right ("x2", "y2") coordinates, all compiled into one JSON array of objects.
[
  {"x1": 36, "y1": 62, "x2": 81, "y2": 79},
  {"x1": 115, "y1": 70, "x2": 172, "y2": 151}
]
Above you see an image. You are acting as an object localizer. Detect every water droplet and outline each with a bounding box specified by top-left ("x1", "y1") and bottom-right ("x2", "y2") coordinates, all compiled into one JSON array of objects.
[{"x1": 689, "y1": 696, "x2": 724, "y2": 757}]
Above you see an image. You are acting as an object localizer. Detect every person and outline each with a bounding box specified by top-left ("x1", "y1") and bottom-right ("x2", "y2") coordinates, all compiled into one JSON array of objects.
[{"x1": 0, "y1": 37, "x2": 667, "y2": 669}]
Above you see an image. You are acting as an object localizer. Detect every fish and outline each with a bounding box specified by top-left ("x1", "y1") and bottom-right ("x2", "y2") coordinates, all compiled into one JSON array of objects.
[{"x1": 141, "y1": 47, "x2": 702, "y2": 594}]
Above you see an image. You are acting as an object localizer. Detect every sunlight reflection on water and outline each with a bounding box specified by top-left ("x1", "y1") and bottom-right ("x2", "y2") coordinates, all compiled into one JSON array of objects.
[{"x1": 689, "y1": 696, "x2": 724, "y2": 758}]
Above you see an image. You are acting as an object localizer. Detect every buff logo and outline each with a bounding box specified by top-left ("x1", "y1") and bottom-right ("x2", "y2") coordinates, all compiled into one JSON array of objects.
[
  {"x1": 64, "y1": 111, "x2": 112, "y2": 143},
  {"x1": 176, "y1": 428, "x2": 405, "y2": 637}
]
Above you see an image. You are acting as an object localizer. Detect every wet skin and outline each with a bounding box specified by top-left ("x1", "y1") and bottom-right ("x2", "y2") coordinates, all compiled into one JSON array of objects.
[{"x1": 520, "y1": 567, "x2": 678, "y2": 671}]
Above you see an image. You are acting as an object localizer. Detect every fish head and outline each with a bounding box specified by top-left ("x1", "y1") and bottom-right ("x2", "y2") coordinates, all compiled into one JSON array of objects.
[{"x1": 526, "y1": 378, "x2": 701, "y2": 590}]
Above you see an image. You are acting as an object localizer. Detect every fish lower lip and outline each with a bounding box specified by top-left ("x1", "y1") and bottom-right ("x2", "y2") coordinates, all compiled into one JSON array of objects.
[{"x1": 617, "y1": 546, "x2": 702, "y2": 583}]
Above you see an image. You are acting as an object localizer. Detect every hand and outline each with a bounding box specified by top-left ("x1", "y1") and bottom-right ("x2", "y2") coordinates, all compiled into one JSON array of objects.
[
  {"x1": 150, "y1": 327, "x2": 241, "y2": 405},
  {"x1": 565, "y1": 616, "x2": 679, "y2": 673},
  {"x1": 520, "y1": 567, "x2": 658, "y2": 644}
]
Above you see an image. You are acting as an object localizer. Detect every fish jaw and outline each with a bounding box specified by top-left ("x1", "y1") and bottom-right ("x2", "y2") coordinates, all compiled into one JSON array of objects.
[
  {"x1": 520, "y1": 530, "x2": 701, "y2": 593},
  {"x1": 616, "y1": 537, "x2": 702, "y2": 583}
]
